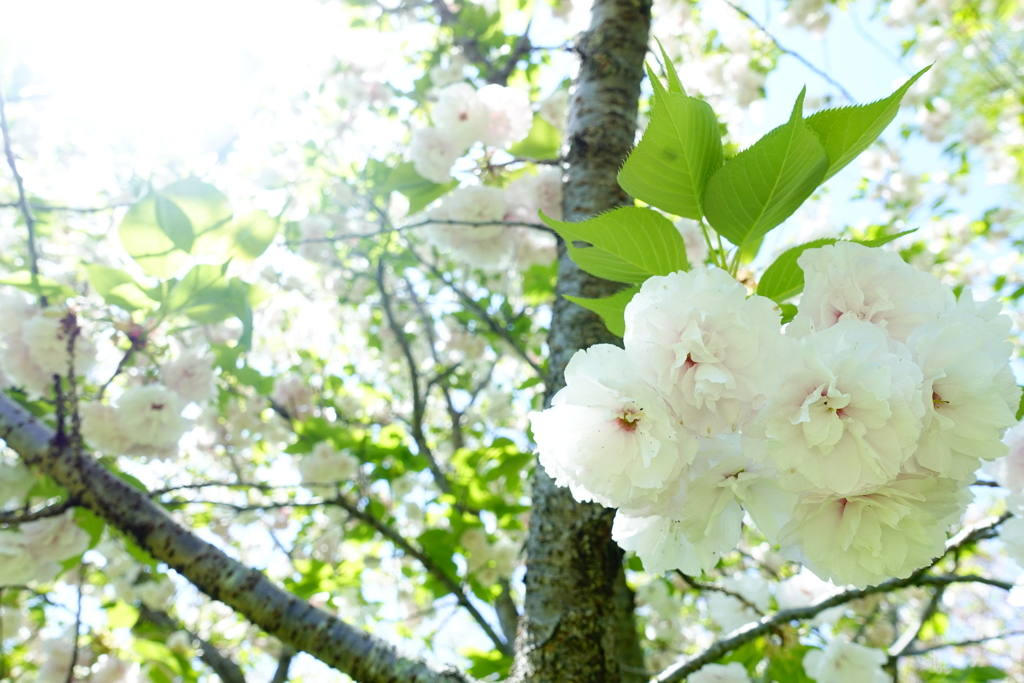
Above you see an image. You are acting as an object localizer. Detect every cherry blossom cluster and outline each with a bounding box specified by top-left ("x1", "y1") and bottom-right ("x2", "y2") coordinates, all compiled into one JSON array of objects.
[
  {"x1": 419, "y1": 170, "x2": 561, "y2": 269},
  {"x1": 80, "y1": 350, "x2": 217, "y2": 461},
  {"x1": 409, "y1": 81, "x2": 533, "y2": 183},
  {"x1": 0, "y1": 293, "x2": 97, "y2": 399},
  {"x1": 531, "y1": 242, "x2": 1020, "y2": 588}
]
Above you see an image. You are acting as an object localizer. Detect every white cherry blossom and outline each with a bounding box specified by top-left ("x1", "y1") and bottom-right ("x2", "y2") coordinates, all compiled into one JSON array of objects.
[
  {"x1": 531, "y1": 344, "x2": 697, "y2": 509},
  {"x1": 688, "y1": 662, "x2": 752, "y2": 683},
  {"x1": 779, "y1": 474, "x2": 968, "y2": 588},
  {"x1": 803, "y1": 639, "x2": 888, "y2": 683},
  {"x1": 477, "y1": 84, "x2": 532, "y2": 147},
  {"x1": 746, "y1": 319, "x2": 924, "y2": 495},
  {"x1": 906, "y1": 303, "x2": 1020, "y2": 481},
  {"x1": 432, "y1": 82, "x2": 488, "y2": 148},
  {"x1": 162, "y1": 348, "x2": 218, "y2": 404},
  {"x1": 624, "y1": 266, "x2": 786, "y2": 436},
  {"x1": 792, "y1": 241, "x2": 954, "y2": 342},
  {"x1": 611, "y1": 512, "x2": 706, "y2": 575},
  {"x1": 409, "y1": 127, "x2": 462, "y2": 183}
]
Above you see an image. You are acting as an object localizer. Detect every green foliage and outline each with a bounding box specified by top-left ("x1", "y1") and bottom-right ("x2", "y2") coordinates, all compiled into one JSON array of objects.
[
  {"x1": 617, "y1": 89, "x2": 723, "y2": 220},
  {"x1": 805, "y1": 66, "x2": 930, "y2": 181},
  {"x1": 509, "y1": 114, "x2": 562, "y2": 159},
  {"x1": 765, "y1": 645, "x2": 816, "y2": 683},
  {"x1": 563, "y1": 285, "x2": 640, "y2": 337},
  {"x1": 719, "y1": 637, "x2": 767, "y2": 674},
  {"x1": 704, "y1": 89, "x2": 829, "y2": 250},
  {"x1": 85, "y1": 265, "x2": 159, "y2": 311},
  {"x1": 463, "y1": 647, "x2": 512, "y2": 679},
  {"x1": 119, "y1": 193, "x2": 194, "y2": 278},
  {"x1": 920, "y1": 666, "x2": 1007, "y2": 682},
  {"x1": 106, "y1": 600, "x2": 139, "y2": 629},
  {"x1": 0, "y1": 270, "x2": 74, "y2": 301},
  {"x1": 756, "y1": 231, "x2": 917, "y2": 303},
  {"x1": 377, "y1": 161, "x2": 457, "y2": 214},
  {"x1": 541, "y1": 206, "x2": 688, "y2": 283}
]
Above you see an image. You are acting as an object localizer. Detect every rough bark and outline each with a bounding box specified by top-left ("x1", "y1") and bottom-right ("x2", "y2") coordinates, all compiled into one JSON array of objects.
[
  {"x1": 513, "y1": 0, "x2": 652, "y2": 681},
  {"x1": 0, "y1": 392, "x2": 473, "y2": 683}
]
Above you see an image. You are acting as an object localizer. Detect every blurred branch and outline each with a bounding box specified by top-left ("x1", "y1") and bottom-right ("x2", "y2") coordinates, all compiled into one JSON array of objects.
[
  {"x1": 137, "y1": 605, "x2": 247, "y2": 683},
  {"x1": 270, "y1": 649, "x2": 295, "y2": 683},
  {"x1": 724, "y1": 1, "x2": 855, "y2": 103},
  {"x1": 0, "y1": 498, "x2": 74, "y2": 525},
  {"x1": 0, "y1": 390, "x2": 475, "y2": 683},
  {"x1": 0, "y1": 77, "x2": 45, "y2": 305},
  {"x1": 286, "y1": 218, "x2": 553, "y2": 246},
  {"x1": 654, "y1": 513, "x2": 1014, "y2": 683},
  {"x1": 0, "y1": 201, "x2": 129, "y2": 213},
  {"x1": 895, "y1": 630, "x2": 1024, "y2": 660},
  {"x1": 676, "y1": 572, "x2": 765, "y2": 616}
]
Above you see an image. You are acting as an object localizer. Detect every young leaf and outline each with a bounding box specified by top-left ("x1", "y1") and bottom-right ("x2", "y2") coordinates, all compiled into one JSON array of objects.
[
  {"x1": 708, "y1": 89, "x2": 827, "y2": 250},
  {"x1": 508, "y1": 114, "x2": 562, "y2": 160},
  {"x1": 617, "y1": 91, "x2": 722, "y2": 220},
  {"x1": 653, "y1": 37, "x2": 684, "y2": 94},
  {"x1": 704, "y1": 88, "x2": 828, "y2": 250},
  {"x1": 0, "y1": 270, "x2": 75, "y2": 300},
  {"x1": 806, "y1": 65, "x2": 930, "y2": 181},
  {"x1": 563, "y1": 285, "x2": 640, "y2": 337},
  {"x1": 757, "y1": 230, "x2": 917, "y2": 303},
  {"x1": 118, "y1": 193, "x2": 192, "y2": 278},
  {"x1": 84, "y1": 264, "x2": 159, "y2": 312},
  {"x1": 154, "y1": 194, "x2": 195, "y2": 253},
  {"x1": 756, "y1": 238, "x2": 836, "y2": 303},
  {"x1": 379, "y1": 162, "x2": 457, "y2": 215},
  {"x1": 541, "y1": 206, "x2": 688, "y2": 284}
]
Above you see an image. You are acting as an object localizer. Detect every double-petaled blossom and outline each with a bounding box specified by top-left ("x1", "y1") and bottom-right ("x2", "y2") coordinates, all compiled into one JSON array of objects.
[
  {"x1": 746, "y1": 319, "x2": 924, "y2": 495},
  {"x1": 779, "y1": 474, "x2": 967, "y2": 588},
  {"x1": 530, "y1": 344, "x2": 697, "y2": 510},
  {"x1": 624, "y1": 266, "x2": 786, "y2": 436},
  {"x1": 791, "y1": 241, "x2": 954, "y2": 342}
]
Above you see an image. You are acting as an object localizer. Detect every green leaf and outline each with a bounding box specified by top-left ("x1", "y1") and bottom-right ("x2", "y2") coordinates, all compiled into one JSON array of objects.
[
  {"x1": 757, "y1": 231, "x2": 917, "y2": 303},
  {"x1": 541, "y1": 206, "x2": 688, "y2": 284},
  {"x1": 0, "y1": 271, "x2": 74, "y2": 300},
  {"x1": 118, "y1": 194, "x2": 192, "y2": 278},
  {"x1": 765, "y1": 645, "x2": 816, "y2": 683},
  {"x1": 756, "y1": 238, "x2": 836, "y2": 303},
  {"x1": 921, "y1": 666, "x2": 1006, "y2": 683},
  {"x1": 806, "y1": 65, "x2": 930, "y2": 181},
  {"x1": 160, "y1": 178, "x2": 233, "y2": 237},
  {"x1": 508, "y1": 114, "x2": 562, "y2": 159},
  {"x1": 463, "y1": 647, "x2": 512, "y2": 679},
  {"x1": 85, "y1": 265, "x2": 158, "y2": 311},
  {"x1": 653, "y1": 37, "x2": 684, "y2": 94},
  {"x1": 380, "y1": 162, "x2": 457, "y2": 215},
  {"x1": 618, "y1": 91, "x2": 722, "y2": 220},
  {"x1": 230, "y1": 210, "x2": 279, "y2": 261},
  {"x1": 704, "y1": 88, "x2": 829, "y2": 249},
  {"x1": 564, "y1": 286, "x2": 640, "y2": 337},
  {"x1": 106, "y1": 600, "x2": 139, "y2": 629},
  {"x1": 154, "y1": 194, "x2": 195, "y2": 253},
  {"x1": 164, "y1": 266, "x2": 255, "y2": 350},
  {"x1": 1016, "y1": 389, "x2": 1024, "y2": 421}
]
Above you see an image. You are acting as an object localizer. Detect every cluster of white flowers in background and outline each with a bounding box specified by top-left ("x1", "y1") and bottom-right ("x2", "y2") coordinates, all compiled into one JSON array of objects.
[
  {"x1": 419, "y1": 169, "x2": 561, "y2": 269},
  {"x1": 0, "y1": 292, "x2": 97, "y2": 398},
  {"x1": 0, "y1": 509, "x2": 90, "y2": 587},
  {"x1": 409, "y1": 81, "x2": 532, "y2": 184},
  {"x1": 531, "y1": 242, "x2": 1020, "y2": 588}
]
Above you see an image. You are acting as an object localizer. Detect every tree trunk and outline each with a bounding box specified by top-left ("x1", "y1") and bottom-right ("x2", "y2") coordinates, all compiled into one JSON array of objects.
[{"x1": 513, "y1": 0, "x2": 652, "y2": 681}]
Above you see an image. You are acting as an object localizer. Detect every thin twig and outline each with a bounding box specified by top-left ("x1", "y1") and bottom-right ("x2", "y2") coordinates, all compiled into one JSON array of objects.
[
  {"x1": 64, "y1": 570, "x2": 84, "y2": 683},
  {"x1": 653, "y1": 513, "x2": 1013, "y2": 683},
  {"x1": 895, "y1": 630, "x2": 1024, "y2": 660},
  {"x1": 0, "y1": 498, "x2": 74, "y2": 525},
  {"x1": 677, "y1": 572, "x2": 765, "y2": 616},
  {"x1": 0, "y1": 77, "x2": 45, "y2": 305},
  {"x1": 270, "y1": 649, "x2": 295, "y2": 683},
  {"x1": 0, "y1": 201, "x2": 129, "y2": 214},
  {"x1": 724, "y1": 1, "x2": 855, "y2": 103}
]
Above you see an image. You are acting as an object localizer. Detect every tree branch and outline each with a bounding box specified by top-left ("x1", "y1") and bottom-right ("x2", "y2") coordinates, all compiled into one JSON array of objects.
[
  {"x1": 0, "y1": 77, "x2": 45, "y2": 304},
  {"x1": 653, "y1": 513, "x2": 1014, "y2": 683},
  {"x1": 137, "y1": 605, "x2": 248, "y2": 683},
  {"x1": 0, "y1": 390, "x2": 475, "y2": 683}
]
